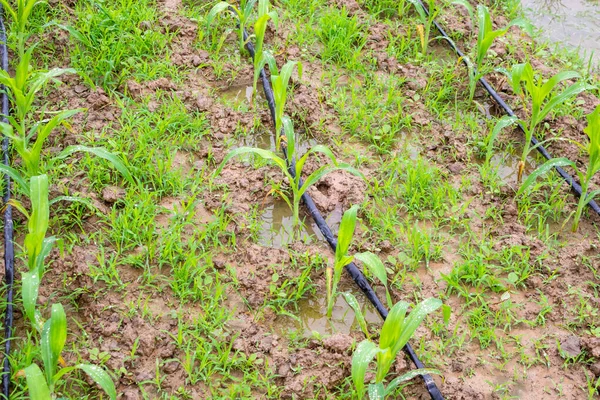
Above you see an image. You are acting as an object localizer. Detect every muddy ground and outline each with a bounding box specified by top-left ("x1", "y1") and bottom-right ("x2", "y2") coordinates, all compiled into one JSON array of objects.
[{"x1": 2, "y1": 0, "x2": 600, "y2": 399}]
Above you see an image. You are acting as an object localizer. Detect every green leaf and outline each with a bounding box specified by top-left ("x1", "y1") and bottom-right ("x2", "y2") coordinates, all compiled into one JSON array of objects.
[
  {"x1": 391, "y1": 298, "x2": 442, "y2": 356},
  {"x1": 368, "y1": 382, "x2": 385, "y2": 400},
  {"x1": 442, "y1": 304, "x2": 451, "y2": 325},
  {"x1": 336, "y1": 205, "x2": 359, "y2": 259},
  {"x1": 206, "y1": 2, "x2": 232, "y2": 27},
  {"x1": 41, "y1": 303, "x2": 67, "y2": 385},
  {"x1": 487, "y1": 116, "x2": 518, "y2": 163},
  {"x1": 584, "y1": 189, "x2": 600, "y2": 206},
  {"x1": 76, "y1": 364, "x2": 117, "y2": 400},
  {"x1": 351, "y1": 340, "x2": 380, "y2": 399},
  {"x1": 536, "y1": 81, "x2": 590, "y2": 126},
  {"x1": 24, "y1": 364, "x2": 51, "y2": 400},
  {"x1": 384, "y1": 368, "x2": 441, "y2": 395},
  {"x1": 34, "y1": 236, "x2": 58, "y2": 276},
  {"x1": 24, "y1": 174, "x2": 49, "y2": 271},
  {"x1": 379, "y1": 301, "x2": 409, "y2": 352},
  {"x1": 0, "y1": 163, "x2": 29, "y2": 194},
  {"x1": 355, "y1": 252, "x2": 387, "y2": 288},
  {"x1": 22, "y1": 271, "x2": 41, "y2": 330},
  {"x1": 517, "y1": 157, "x2": 577, "y2": 196},
  {"x1": 342, "y1": 292, "x2": 369, "y2": 338},
  {"x1": 56, "y1": 146, "x2": 134, "y2": 185},
  {"x1": 214, "y1": 147, "x2": 288, "y2": 178}
]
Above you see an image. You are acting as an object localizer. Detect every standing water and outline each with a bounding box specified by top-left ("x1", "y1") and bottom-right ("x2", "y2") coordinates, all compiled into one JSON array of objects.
[{"x1": 520, "y1": 0, "x2": 600, "y2": 66}]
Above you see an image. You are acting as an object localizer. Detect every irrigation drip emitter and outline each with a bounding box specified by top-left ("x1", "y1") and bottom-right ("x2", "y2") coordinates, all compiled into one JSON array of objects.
[
  {"x1": 239, "y1": 29, "x2": 444, "y2": 400},
  {"x1": 0, "y1": 4, "x2": 13, "y2": 399},
  {"x1": 419, "y1": 0, "x2": 600, "y2": 216}
]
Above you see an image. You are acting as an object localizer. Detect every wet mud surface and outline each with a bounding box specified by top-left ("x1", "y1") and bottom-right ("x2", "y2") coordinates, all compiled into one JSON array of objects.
[{"x1": 2, "y1": 0, "x2": 600, "y2": 399}]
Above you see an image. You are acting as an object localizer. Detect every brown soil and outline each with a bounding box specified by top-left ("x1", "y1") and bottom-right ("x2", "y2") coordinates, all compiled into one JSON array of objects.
[{"x1": 2, "y1": 0, "x2": 600, "y2": 399}]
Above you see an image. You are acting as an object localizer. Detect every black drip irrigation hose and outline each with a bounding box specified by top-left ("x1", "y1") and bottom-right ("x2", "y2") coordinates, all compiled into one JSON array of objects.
[
  {"x1": 240, "y1": 29, "x2": 444, "y2": 400},
  {"x1": 0, "y1": 4, "x2": 13, "y2": 399},
  {"x1": 419, "y1": 0, "x2": 600, "y2": 215}
]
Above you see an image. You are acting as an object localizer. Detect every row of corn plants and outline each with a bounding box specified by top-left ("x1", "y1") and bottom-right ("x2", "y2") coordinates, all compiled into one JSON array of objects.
[
  {"x1": 410, "y1": 0, "x2": 600, "y2": 232},
  {"x1": 0, "y1": 0, "x2": 132, "y2": 397},
  {"x1": 206, "y1": 2, "x2": 445, "y2": 399}
]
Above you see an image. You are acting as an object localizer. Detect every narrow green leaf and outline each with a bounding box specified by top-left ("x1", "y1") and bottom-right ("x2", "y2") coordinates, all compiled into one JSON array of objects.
[
  {"x1": 517, "y1": 157, "x2": 577, "y2": 196},
  {"x1": 384, "y1": 368, "x2": 441, "y2": 395},
  {"x1": 41, "y1": 303, "x2": 67, "y2": 385},
  {"x1": 56, "y1": 146, "x2": 134, "y2": 185},
  {"x1": 355, "y1": 252, "x2": 387, "y2": 288},
  {"x1": 342, "y1": 292, "x2": 369, "y2": 338},
  {"x1": 351, "y1": 340, "x2": 380, "y2": 399},
  {"x1": 77, "y1": 364, "x2": 117, "y2": 400},
  {"x1": 368, "y1": 382, "x2": 385, "y2": 400},
  {"x1": 392, "y1": 298, "x2": 442, "y2": 356},
  {"x1": 336, "y1": 205, "x2": 359, "y2": 259},
  {"x1": 379, "y1": 301, "x2": 409, "y2": 351},
  {"x1": 24, "y1": 364, "x2": 51, "y2": 400},
  {"x1": 214, "y1": 147, "x2": 288, "y2": 178},
  {"x1": 22, "y1": 271, "x2": 40, "y2": 330},
  {"x1": 206, "y1": 2, "x2": 231, "y2": 27},
  {"x1": 0, "y1": 163, "x2": 29, "y2": 194}
]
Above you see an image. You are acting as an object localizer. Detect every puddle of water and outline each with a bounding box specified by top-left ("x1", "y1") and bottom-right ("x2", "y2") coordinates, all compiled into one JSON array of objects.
[
  {"x1": 259, "y1": 198, "x2": 319, "y2": 248},
  {"x1": 258, "y1": 200, "x2": 343, "y2": 249},
  {"x1": 219, "y1": 83, "x2": 265, "y2": 107},
  {"x1": 520, "y1": 0, "x2": 600, "y2": 65},
  {"x1": 238, "y1": 128, "x2": 277, "y2": 151},
  {"x1": 480, "y1": 151, "x2": 534, "y2": 186},
  {"x1": 272, "y1": 281, "x2": 382, "y2": 337}
]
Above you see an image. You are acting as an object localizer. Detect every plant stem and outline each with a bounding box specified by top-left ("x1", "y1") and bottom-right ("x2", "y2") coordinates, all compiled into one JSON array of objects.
[{"x1": 572, "y1": 181, "x2": 588, "y2": 232}]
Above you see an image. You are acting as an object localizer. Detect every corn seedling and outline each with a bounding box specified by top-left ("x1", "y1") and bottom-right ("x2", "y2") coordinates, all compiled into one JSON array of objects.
[
  {"x1": 0, "y1": 0, "x2": 40, "y2": 56},
  {"x1": 16, "y1": 175, "x2": 57, "y2": 331},
  {"x1": 498, "y1": 62, "x2": 591, "y2": 183},
  {"x1": 351, "y1": 298, "x2": 442, "y2": 399},
  {"x1": 23, "y1": 303, "x2": 116, "y2": 400},
  {"x1": 271, "y1": 61, "x2": 302, "y2": 150},
  {"x1": 518, "y1": 105, "x2": 600, "y2": 232},
  {"x1": 327, "y1": 204, "x2": 358, "y2": 317},
  {"x1": 465, "y1": 6, "x2": 528, "y2": 102},
  {"x1": 216, "y1": 119, "x2": 362, "y2": 228},
  {"x1": 251, "y1": 14, "x2": 275, "y2": 99},
  {"x1": 0, "y1": 48, "x2": 133, "y2": 185},
  {"x1": 207, "y1": 0, "x2": 277, "y2": 54},
  {"x1": 207, "y1": 0, "x2": 256, "y2": 53},
  {"x1": 325, "y1": 205, "x2": 392, "y2": 317},
  {"x1": 406, "y1": 0, "x2": 440, "y2": 56}
]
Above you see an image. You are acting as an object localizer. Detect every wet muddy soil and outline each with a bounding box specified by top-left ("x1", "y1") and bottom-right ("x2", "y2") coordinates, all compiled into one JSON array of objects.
[{"x1": 2, "y1": 0, "x2": 600, "y2": 399}]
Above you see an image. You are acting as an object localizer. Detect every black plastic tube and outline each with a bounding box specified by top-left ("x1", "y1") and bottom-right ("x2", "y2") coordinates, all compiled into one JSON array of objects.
[
  {"x1": 0, "y1": 4, "x2": 13, "y2": 399},
  {"x1": 241, "y1": 29, "x2": 444, "y2": 400},
  {"x1": 418, "y1": 0, "x2": 600, "y2": 215}
]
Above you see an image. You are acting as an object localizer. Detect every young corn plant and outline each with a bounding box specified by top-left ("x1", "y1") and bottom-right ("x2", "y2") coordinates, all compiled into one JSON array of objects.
[
  {"x1": 23, "y1": 303, "x2": 116, "y2": 399},
  {"x1": 326, "y1": 204, "x2": 359, "y2": 318},
  {"x1": 351, "y1": 298, "x2": 443, "y2": 399},
  {"x1": 406, "y1": 0, "x2": 440, "y2": 56},
  {"x1": 465, "y1": 5, "x2": 528, "y2": 102},
  {"x1": 18, "y1": 175, "x2": 56, "y2": 331},
  {"x1": 0, "y1": 48, "x2": 133, "y2": 185},
  {"x1": 326, "y1": 205, "x2": 392, "y2": 317},
  {"x1": 271, "y1": 61, "x2": 302, "y2": 150},
  {"x1": 518, "y1": 105, "x2": 600, "y2": 232},
  {"x1": 498, "y1": 62, "x2": 591, "y2": 183},
  {"x1": 215, "y1": 118, "x2": 362, "y2": 228},
  {"x1": 251, "y1": 14, "x2": 275, "y2": 99},
  {"x1": 0, "y1": 0, "x2": 40, "y2": 56},
  {"x1": 206, "y1": 0, "x2": 277, "y2": 54}
]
